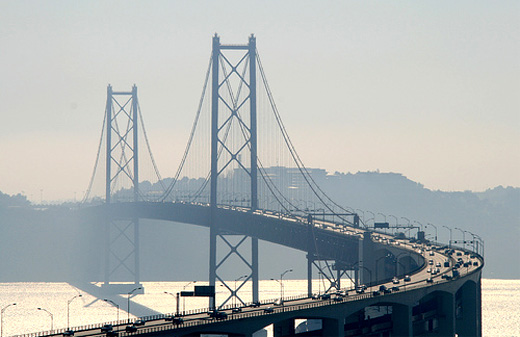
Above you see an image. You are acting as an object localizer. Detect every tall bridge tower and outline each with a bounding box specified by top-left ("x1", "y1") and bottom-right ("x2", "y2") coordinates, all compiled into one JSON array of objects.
[
  {"x1": 103, "y1": 84, "x2": 142, "y2": 294},
  {"x1": 209, "y1": 34, "x2": 259, "y2": 307}
]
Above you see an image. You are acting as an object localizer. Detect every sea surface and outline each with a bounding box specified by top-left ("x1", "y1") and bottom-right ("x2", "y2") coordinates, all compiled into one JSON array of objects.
[{"x1": 0, "y1": 279, "x2": 518, "y2": 336}]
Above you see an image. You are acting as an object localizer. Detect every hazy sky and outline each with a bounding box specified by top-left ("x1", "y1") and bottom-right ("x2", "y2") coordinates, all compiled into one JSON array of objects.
[{"x1": 1, "y1": 1, "x2": 519, "y2": 201}]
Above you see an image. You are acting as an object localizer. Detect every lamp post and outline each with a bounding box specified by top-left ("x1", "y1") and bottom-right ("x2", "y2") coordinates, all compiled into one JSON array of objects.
[
  {"x1": 377, "y1": 212, "x2": 387, "y2": 232},
  {"x1": 426, "y1": 223, "x2": 438, "y2": 242},
  {"x1": 272, "y1": 269, "x2": 293, "y2": 304},
  {"x1": 1, "y1": 303, "x2": 16, "y2": 337},
  {"x1": 401, "y1": 217, "x2": 411, "y2": 237},
  {"x1": 350, "y1": 261, "x2": 372, "y2": 287},
  {"x1": 234, "y1": 275, "x2": 248, "y2": 308},
  {"x1": 442, "y1": 225, "x2": 453, "y2": 248},
  {"x1": 455, "y1": 228, "x2": 466, "y2": 250},
  {"x1": 366, "y1": 211, "x2": 375, "y2": 227},
  {"x1": 388, "y1": 215, "x2": 398, "y2": 235},
  {"x1": 375, "y1": 256, "x2": 384, "y2": 283},
  {"x1": 280, "y1": 269, "x2": 293, "y2": 302},
  {"x1": 182, "y1": 281, "x2": 196, "y2": 313},
  {"x1": 103, "y1": 299, "x2": 120, "y2": 323},
  {"x1": 127, "y1": 287, "x2": 142, "y2": 323},
  {"x1": 67, "y1": 294, "x2": 82, "y2": 330},
  {"x1": 413, "y1": 220, "x2": 423, "y2": 231},
  {"x1": 164, "y1": 292, "x2": 180, "y2": 316},
  {"x1": 465, "y1": 230, "x2": 477, "y2": 253},
  {"x1": 37, "y1": 307, "x2": 53, "y2": 332},
  {"x1": 475, "y1": 234, "x2": 484, "y2": 256}
]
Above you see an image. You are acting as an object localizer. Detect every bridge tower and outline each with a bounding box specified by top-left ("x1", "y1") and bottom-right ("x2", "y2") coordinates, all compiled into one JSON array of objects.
[
  {"x1": 209, "y1": 34, "x2": 259, "y2": 307},
  {"x1": 102, "y1": 84, "x2": 143, "y2": 294}
]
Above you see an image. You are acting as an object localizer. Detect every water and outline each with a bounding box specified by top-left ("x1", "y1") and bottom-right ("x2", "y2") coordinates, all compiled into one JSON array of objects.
[{"x1": 0, "y1": 279, "x2": 518, "y2": 336}]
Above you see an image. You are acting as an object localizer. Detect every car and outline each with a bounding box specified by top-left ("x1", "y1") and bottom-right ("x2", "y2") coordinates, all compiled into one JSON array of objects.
[
  {"x1": 426, "y1": 277, "x2": 433, "y2": 283},
  {"x1": 264, "y1": 307, "x2": 274, "y2": 313},
  {"x1": 435, "y1": 262, "x2": 441, "y2": 267},
  {"x1": 404, "y1": 275, "x2": 411, "y2": 282},
  {"x1": 63, "y1": 331, "x2": 74, "y2": 336},
  {"x1": 171, "y1": 317, "x2": 184, "y2": 324},
  {"x1": 106, "y1": 332, "x2": 118, "y2": 337},
  {"x1": 456, "y1": 252, "x2": 462, "y2": 256},
  {"x1": 209, "y1": 310, "x2": 228, "y2": 320},
  {"x1": 101, "y1": 325, "x2": 113, "y2": 332},
  {"x1": 335, "y1": 290, "x2": 347, "y2": 297},
  {"x1": 427, "y1": 268, "x2": 432, "y2": 273},
  {"x1": 464, "y1": 251, "x2": 470, "y2": 255},
  {"x1": 133, "y1": 319, "x2": 145, "y2": 326},
  {"x1": 232, "y1": 307, "x2": 242, "y2": 313},
  {"x1": 429, "y1": 259, "x2": 434, "y2": 265},
  {"x1": 333, "y1": 296, "x2": 343, "y2": 302},
  {"x1": 391, "y1": 286, "x2": 400, "y2": 292},
  {"x1": 392, "y1": 277, "x2": 399, "y2": 284},
  {"x1": 379, "y1": 285, "x2": 387, "y2": 292},
  {"x1": 372, "y1": 291, "x2": 381, "y2": 296},
  {"x1": 125, "y1": 326, "x2": 138, "y2": 333},
  {"x1": 473, "y1": 261, "x2": 479, "y2": 266},
  {"x1": 429, "y1": 251, "x2": 435, "y2": 256},
  {"x1": 321, "y1": 293, "x2": 331, "y2": 300}
]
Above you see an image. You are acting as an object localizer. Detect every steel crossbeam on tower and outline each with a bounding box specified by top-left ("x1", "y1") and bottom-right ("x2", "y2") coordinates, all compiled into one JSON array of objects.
[
  {"x1": 209, "y1": 34, "x2": 259, "y2": 308},
  {"x1": 103, "y1": 85, "x2": 142, "y2": 294}
]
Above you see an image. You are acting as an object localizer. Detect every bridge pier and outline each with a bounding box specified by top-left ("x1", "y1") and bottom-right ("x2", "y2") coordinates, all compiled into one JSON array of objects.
[
  {"x1": 273, "y1": 319, "x2": 295, "y2": 337},
  {"x1": 456, "y1": 279, "x2": 480, "y2": 337},
  {"x1": 437, "y1": 292, "x2": 456, "y2": 337},
  {"x1": 321, "y1": 317, "x2": 344, "y2": 337},
  {"x1": 392, "y1": 304, "x2": 412, "y2": 337}
]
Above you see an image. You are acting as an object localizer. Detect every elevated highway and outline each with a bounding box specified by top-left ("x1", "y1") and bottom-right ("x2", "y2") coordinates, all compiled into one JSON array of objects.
[{"x1": 18, "y1": 202, "x2": 483, "y2": 337}]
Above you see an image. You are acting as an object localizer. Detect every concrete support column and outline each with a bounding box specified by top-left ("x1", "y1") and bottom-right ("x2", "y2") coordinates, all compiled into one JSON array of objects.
[
  {"x1": 321, "y1": 317, "x2": 344, "y2": 337},
  {"x1": 438, "y1": 293, "x2": 455, "y2": 337},
  {"x1": 456, "y1": 282, "x2": 479, "y2": 337},
  {"x1": 274, "y1": 319, "x2": 294, "y2": 337},
  {"x1": 392, "y1": 304, "x2": 412, "y2": 337}
]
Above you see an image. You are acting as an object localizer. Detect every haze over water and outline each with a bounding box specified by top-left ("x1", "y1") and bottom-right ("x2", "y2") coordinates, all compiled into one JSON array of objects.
[{"x1": 0, "y1": 279, "x2": 518, "y2": 337}]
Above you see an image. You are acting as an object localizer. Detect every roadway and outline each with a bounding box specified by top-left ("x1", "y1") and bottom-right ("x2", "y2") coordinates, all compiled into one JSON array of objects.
[{"x1": 29, "y1": 204, "x2": 482, "y2": 337}]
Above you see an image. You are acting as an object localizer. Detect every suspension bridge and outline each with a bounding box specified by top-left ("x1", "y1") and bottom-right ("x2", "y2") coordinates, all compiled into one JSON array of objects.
[{"x1": 19, "y1": 34, "x2": 483, "y2": 337}]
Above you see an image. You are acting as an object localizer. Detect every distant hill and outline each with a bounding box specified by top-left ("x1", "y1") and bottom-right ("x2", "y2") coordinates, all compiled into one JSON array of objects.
[
  {"x1": 319, "y1": 171, "x2": 519, "y2": 279},
  {"x1": 0, "y1": 171, "x2": 518, "y2": 282}
]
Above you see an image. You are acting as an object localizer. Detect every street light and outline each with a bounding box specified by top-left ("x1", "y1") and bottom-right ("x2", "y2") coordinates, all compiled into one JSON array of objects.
[
  {"x1": 182, "y1": 281, "x2": 196, "y2": 313},
  {"x1": 127, "y1": 287, "x2": 142, "y2": 323},
  {"x1": 366, "y1": 211, "x2": 375, "y2": 227},
  {"x1": 271, "y1": 269, "x2": 293, "y2": 304},
  {"x1": 37, "y1": 307, "x2": 53, "y2": 332},
  {"x1": 164, "y1": 292, "x2": 180, "y2": 316},
  {"x1": 401, "y1": 217, "x2": 411, "y2": 237},
  {"x1": 375, "y1": 254, "x2": 393, "y2": 282},
  {"x1": 234, "y1": 275, "x2": 248, "y2": 308},
  {"x1": 442, "y1": 225, "x2": 453, "y2": 248},
  {"x1": 103, "y1": 299, "x2": 120, "y2": 323},
  {"x1": 465, "y1": 230, "x2": 477, "y2": 253},
  {"x1": 1, "y1": 303, "x2": 16, "y2": 337},
  {"x1": 377, "y1": 213, "x2": 387, "y2": 222},
  {"x1": 388, "y1": 215, "x2": 399, "y2": 234},
  {"x1": 426, "y1": 223, "x2": 438, "y2": 242},
  {"x1": 454, "y1": 228, "x2": 466, "y2": 250},
  {"x1": 413, "y1": 220, "x2": 423, "y2": 231},
  {"x1": 67, "y1": 294, "x2": 82, "y2": 330}
]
